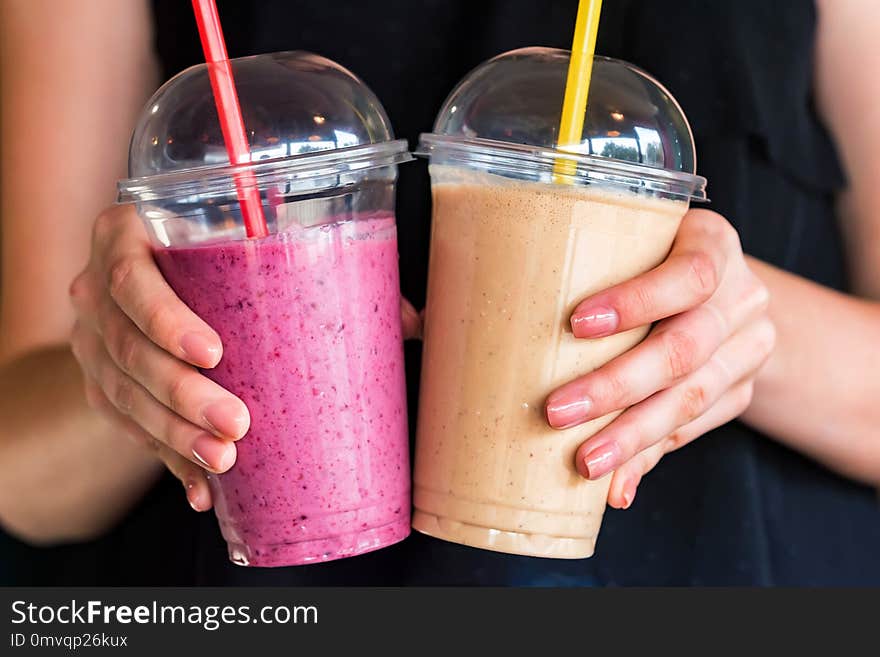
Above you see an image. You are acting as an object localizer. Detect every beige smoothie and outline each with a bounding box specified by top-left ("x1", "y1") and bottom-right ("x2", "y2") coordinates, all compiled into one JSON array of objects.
[{"x1": 413, "y1": 165, "x2": 688, "y2": 558}]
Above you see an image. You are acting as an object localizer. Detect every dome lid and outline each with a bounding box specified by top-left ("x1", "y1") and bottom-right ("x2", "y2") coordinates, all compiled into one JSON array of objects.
[
  {"x1": 120, "y1": 51, "x2": 410, "y2": 202},
  {"x1": 418, "y1": 47, "x2": 706, "y2": 201}
]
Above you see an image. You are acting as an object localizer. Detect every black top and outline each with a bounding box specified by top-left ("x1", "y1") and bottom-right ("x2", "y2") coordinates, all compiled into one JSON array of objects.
[{"x1": 5, "y1": 0, "x2": 879, "y2": 586}]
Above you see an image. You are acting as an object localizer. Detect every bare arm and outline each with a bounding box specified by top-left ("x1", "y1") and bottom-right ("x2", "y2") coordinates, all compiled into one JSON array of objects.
[
  {"x1": 739, "y1": 0, "x2": 880, "y2": 485},
  {"x1": 0, "y1": 347, "x2": 161, "y2": 543},
  {"x1": 814, "y1": 0, "x2": 880, "y2": 299},
  {"x1": 0, "y1": 0, "x2": 161, "y2": 543},
  {"x1": 741, "y1": 259, "x2": 880, "y2": 485}
]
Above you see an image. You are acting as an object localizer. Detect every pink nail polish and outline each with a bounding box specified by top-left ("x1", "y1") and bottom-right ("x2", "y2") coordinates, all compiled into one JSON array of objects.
[
  {"x1": 582, "y1": 441, "x2": 619, "y2": 480},
  {"x1": 571, "y1": 305, "x2": 619, "y2": 338},
  {"x1": 545, "y1": 391, "x2": 592, "y2": 429}
]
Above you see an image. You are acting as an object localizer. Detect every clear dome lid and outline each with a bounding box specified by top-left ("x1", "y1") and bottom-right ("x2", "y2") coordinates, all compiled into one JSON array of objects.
[
  {"x1": 417, "y1": 47, "x2": 707, "y2": 201},
  {"x1": 119, "y1": 51, "x2": 410, "y2": 202}
]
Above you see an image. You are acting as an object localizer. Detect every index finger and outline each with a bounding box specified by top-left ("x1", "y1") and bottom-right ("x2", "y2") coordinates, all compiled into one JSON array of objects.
[
  {"x1": 101, "y1": 210, "x2": 222, "y2": 368},
  {"x1": 569, "y1": 210, "x2": 732, "y2": 338}
]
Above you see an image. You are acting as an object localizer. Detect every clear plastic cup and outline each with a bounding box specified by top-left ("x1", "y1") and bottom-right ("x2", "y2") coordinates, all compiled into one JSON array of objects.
[
  {"x1": 413, "y1": 48, "x2": 707, "y2": 558},
  {"x1": 119, "y1": 51, "x2": 413, "y2": 567}
]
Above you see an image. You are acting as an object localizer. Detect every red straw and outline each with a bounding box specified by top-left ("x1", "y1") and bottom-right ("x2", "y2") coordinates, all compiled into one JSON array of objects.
[{"x1": 192, "y1": 0, "x2": 268, "y2": 239}]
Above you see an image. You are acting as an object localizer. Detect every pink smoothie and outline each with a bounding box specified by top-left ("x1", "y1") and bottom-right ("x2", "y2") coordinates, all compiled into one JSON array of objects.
[{"x1": 154, "y1": 214, "x2": 410, "y2": 567}]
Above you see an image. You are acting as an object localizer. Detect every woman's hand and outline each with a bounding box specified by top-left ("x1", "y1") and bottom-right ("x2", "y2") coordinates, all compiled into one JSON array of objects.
[
  {"x1": 69, "y1": 205, "x2": 249, "y2": 512},
  {"x1": 545, "y1": 209, "x2": 776, "y2": 509},
  {"x1": 70, "y1": 204, "x2": 424, "y2": 513}
]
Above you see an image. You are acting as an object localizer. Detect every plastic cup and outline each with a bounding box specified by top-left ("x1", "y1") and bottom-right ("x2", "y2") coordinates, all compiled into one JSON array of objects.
[
  {"x1": 119, "y1": 51, "x2": 413, "y2": 567},
  {"x1": 413, "y1": 48, "x2": 707, "y2": 558}
]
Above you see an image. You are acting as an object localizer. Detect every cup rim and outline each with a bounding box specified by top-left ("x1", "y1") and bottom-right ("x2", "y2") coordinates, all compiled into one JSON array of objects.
[
  {"x1": 416, "y1": 133, "x2": 707, "y2": 202},
  {"x1": 118, "y1": 140, "x2": 413, "y2": 204}
]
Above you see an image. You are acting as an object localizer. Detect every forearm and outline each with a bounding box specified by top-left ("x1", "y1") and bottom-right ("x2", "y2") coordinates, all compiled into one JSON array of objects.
[
  {"x1": 0, "y1": 345, "x2": 162, "y2": 545},
  {"x1": 741, "y1": 257, "x2": 880, "y2": 485}
]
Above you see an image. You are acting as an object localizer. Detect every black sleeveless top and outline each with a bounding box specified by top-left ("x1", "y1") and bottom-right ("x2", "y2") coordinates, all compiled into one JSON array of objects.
[{"x1": 5, "y1": 0, "x2": 878, "y2": 586}]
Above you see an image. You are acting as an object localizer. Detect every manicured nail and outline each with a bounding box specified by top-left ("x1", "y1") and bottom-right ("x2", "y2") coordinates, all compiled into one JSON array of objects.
[
  {"x1": 571, "y1": 305, "x2": 619, "y2": 338},
  {"x1": 546, "y1": 390, "x2": 592, "y2": 429},
  {"x1": 203, "y1": 399, "x2": 250, "y2": 439},
  {"x1": 180, "y1": 332, "x2": 222, "y2": 368},
  {"x1": 191, "y1": 434, "x2": 236, "y2": 472},
  {"x1": 580, "y1": 441, "x2": 620, "y2": 480}
]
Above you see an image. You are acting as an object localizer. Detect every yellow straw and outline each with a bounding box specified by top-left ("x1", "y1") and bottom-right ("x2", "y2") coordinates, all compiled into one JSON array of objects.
[{"x1": 554, "y1": 0, "x2": 603, "y2": 180}]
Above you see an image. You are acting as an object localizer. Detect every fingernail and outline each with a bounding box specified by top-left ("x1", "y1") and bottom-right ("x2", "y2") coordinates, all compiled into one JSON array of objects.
[
  {"x1": 184, "y1": 479, "x2": 204, "y2": 512},
  {"x1": 191, "y1": 434, "x2": 236, "y2": 473},
  {"x1": 580, "y1": 441, "x2": 620, "y2": 480},
  {"x1": 180, "y1": 332, "x2": 222, "y2": 368},
  {"x1": 546, "y1": 390, "x2": 592, "y2": 429},
  {"x1": 571, "y1": 305, "x2": 619, "y2": 338},
  {"x1": 621, "y1": 479, "x2": 638, "y2": 509},
  {"x1": 203, "y1": 399, "x2": 250, "y2": 439}
]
